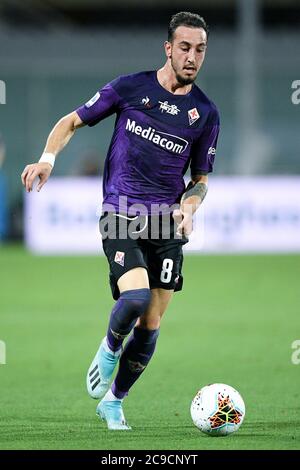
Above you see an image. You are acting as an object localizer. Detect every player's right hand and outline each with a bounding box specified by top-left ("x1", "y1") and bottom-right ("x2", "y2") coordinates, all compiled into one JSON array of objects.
[{"x1": 21, "y1": 162, "x2": 53, "y2": 193}]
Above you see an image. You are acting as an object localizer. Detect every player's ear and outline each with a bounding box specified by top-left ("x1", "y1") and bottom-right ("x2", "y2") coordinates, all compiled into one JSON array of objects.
[{"x1": 164, "y1": 40, "x2": 172, "y2": 59}]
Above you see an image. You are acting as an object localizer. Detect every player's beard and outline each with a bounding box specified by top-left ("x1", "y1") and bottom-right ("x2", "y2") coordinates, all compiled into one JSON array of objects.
[
  {"x1": 176, "y1": 73, "x2": 195, "y2": 86},
  {"x1": 171, "y1": 57, "x2": 197, "y2": 86}
]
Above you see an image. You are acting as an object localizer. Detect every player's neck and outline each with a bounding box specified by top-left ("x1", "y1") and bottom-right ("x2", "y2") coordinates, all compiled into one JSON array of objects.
[{"x1": 157, "y1": 66, "x2": 193, "y2": 95}]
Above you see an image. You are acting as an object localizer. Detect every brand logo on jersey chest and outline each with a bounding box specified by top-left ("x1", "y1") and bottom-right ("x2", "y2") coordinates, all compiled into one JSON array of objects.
[{"x1": 141, "y1": 96, "x2": 151, "y2": 108}]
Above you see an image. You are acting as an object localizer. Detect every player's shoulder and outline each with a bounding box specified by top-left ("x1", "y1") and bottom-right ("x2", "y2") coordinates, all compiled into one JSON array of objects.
[
  {"x1": 109, "y1": 71, "x2": 153, "y2": 96},
  {"x1": 192, "y1": 84, "x2": 220, "y2": 125}
]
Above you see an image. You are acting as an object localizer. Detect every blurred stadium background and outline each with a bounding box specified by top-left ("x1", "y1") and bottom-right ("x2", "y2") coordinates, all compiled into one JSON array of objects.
[
  {"x1": 0, "y1": 0, "x2": 300, "y2": 246},
  {"x1": 0, "y1": 0, "x2": 300, "y2": 451}
]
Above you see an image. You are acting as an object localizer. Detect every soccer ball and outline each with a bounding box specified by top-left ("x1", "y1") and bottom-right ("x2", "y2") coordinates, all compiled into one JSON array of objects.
[{"x1": 190, "y1": 383, "x2": 245, "y2": 436}]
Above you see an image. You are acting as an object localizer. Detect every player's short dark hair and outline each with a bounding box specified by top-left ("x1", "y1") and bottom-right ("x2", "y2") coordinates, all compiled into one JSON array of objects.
[{"x1": 168, "y1": 11, "x2": 209, "y2": 42}]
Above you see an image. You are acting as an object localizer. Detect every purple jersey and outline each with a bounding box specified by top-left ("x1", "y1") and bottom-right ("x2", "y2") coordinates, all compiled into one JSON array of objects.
[{"x1": 76, "y1": 71, "x2": 220, "y2": 214}]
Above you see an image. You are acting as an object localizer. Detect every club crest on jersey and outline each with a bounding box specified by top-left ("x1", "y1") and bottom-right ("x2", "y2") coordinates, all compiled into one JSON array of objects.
[
  {"x1": 85, "y1": 91, "x2": 101, "y2": 108},
  {"x1": 114, "y1": 251, "x2": 125, "y2": 267},
  {"x1": 159, "y1": 101, "x2": 180, "y2": 115},
  {"x1": 188, "y1": 107, "x2": 200, "y2": 125}
]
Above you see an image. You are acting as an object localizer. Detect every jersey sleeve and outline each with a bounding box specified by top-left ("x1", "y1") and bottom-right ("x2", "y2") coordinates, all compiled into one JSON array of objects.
[
  {"x1": 190, "y1": 107, "x2": 220, "y2": 175},
  {"x1": 75, "y1": 80, "x2": 122, "y2": 127}
]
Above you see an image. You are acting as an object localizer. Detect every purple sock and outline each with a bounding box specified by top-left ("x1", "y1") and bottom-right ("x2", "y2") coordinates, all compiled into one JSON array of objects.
[
  {"x1": 106, "y1": 289, "x2": 151, "y2": 352},
  {"x1": 111, "y1": 327, "x2": 160, "y2": 399}
]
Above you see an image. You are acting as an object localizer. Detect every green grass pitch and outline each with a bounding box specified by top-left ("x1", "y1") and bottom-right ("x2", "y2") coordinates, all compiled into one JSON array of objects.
[{"x1": 0, "y1": 246, "x2": 299, "y2": 450}]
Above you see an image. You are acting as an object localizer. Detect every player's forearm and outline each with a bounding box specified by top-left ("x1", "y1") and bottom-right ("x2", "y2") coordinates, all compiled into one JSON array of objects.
[
  {"x1": 180, "y1": 177, "x2": 208, "y2": 215},
  {"x1": 21, "y1": 111, "x2": 84, "y2": 193},
  {"x1": 43, "y1": 112, "x2": 82, "y2": 156}
]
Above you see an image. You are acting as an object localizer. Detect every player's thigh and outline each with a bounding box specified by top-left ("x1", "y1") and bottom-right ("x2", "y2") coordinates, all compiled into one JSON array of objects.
[
  {"x1": 118, "y1": 267, "x2": 149, "y2": 293},
  {"x1": 148, "y1": 239, "x2": 184, "y2": 293},
  {"x1": 137, "y1": 288, "x2": 174, "y2": 330},
  {"x1": 100, "y1": 212, "x2": 149, "y2": 299}
]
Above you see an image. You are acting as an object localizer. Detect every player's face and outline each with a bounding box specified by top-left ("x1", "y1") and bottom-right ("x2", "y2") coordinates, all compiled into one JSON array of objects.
[{"x1": 167, "y1": 26, "x2": 207, "y2": 85}]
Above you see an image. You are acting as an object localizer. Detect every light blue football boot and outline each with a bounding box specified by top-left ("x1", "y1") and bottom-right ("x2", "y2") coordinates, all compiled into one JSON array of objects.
[
  {"x1": 86, "y1": 337, "x2": 121, "y2": 399},
  {"x1": 96, "y1": 399, "x2": 131, "y2": 430}
]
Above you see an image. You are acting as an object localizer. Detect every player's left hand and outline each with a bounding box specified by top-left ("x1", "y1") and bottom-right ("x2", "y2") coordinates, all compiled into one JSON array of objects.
[{"x1": 173, "y1": 209, "x2": 193, "y2": 237}]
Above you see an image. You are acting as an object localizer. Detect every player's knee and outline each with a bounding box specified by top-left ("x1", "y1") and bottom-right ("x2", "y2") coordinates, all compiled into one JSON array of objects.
[
  {"x1": 138, "y1": 315, "x2": 161, "y2": 330},
  {"x1": 121, "y1": 288, "x2": 151, "y2": 318}
]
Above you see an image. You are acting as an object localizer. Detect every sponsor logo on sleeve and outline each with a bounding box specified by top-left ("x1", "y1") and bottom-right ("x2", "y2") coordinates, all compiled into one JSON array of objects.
[{"x1": 85, "y1": 91, "x2": 101, "y2": 108}]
